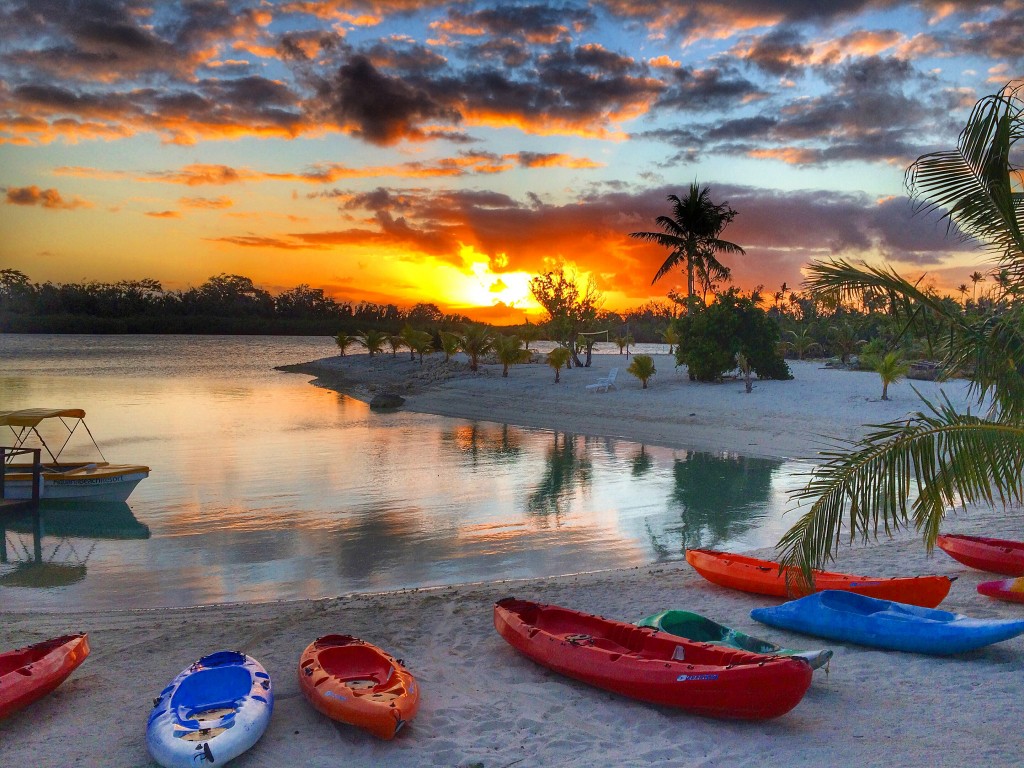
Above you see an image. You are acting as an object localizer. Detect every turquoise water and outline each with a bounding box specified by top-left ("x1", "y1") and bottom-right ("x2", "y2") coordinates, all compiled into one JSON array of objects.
[{"x1": 0, "y1": 335, "x2": 810, "y2": 610}]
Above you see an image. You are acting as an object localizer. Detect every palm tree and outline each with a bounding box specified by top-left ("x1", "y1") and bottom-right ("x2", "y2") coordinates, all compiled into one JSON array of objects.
[
  {"x1": 863, "y1": 350, "x2": 911, "y2": 400},
  {"x1": 459, "y1": 324, "x2": 493, "y2": 371},
  {"x1": 828, "y1": 320, "x2": 867, "y2": 364},
  {"x1": 518, "y1": 323, "x2": 543, "y2": 350},
  {"x1": 400, "y1": 324, "x2": 419, "y2": 361},
  {"x1": 627, "y1": 354, "x2": 657, "y2": 389},
  {"x1": 439, "y1": 330, "x2": 461, "y2": 362},
  {"x1": 783, "y1": 326, "x2": 820, "y2": 360},
  {"x1": 613, "y1": 333, "x2": 633, "y2": 354},
  {"x1": 494, "y1": 334, "x2": 529, "y2": 377},
  {"x1": 629, "y1": 183, "x2": 745, "y2": 304},
  {"x1": 547, "y1": 347, "x2": 571, "y2": 382},
  {"x1": 956, "y1": 283, "x2": 970, "y2": 305},
  {"x1": 408, "y1": 329, "x2": 434, "y2": 363},
  {"x1": 334, "y1": 332, "x2": 358, "y2": 356},
  {"x1": 778, "y1": 83, "x2": 1024, "y2": 584},
  {"x1": 659, "y1": 325, "x2": 680, "y2": 355},
  {"x1": 386, "y1": 334, "x2": 404, "y2": 357},
  {"x1": 970, "y1": 270, "x2": 986, "y2": 302},
  {"x1": 358, "y1": 329, "x2": 388, "y2": 356}
]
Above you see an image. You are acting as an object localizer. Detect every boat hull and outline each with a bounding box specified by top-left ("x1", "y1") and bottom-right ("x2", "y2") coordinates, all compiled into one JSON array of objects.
[
  {"x1": 978, "y1": 577, "x2": 1024, "y2": 604},
  {"x1": 751, "y1": 590, "x2": 1024, "y2": 655},
  {"x1": 0, "y1": 634, "x2": 90, "y2": 720},
  {"x1": 936, "y1": 534, "x2": 1024, "y2": 576},
  {"x1": 2, "y1": 465, "x2": 149, "y2": 502},
  {"x1": 637, "y1": 610, "x2": 833, "y2": 670},
  {"x1": 685, "y1": 548, "x2": 953, "y2": 608},
  {"x1": 494, "y1": 597, "x2": 812, "y2": 720},
  {"x1": 298, "y1": 635, "x2": 419, "y2": 739},
  {"x1": 147, "y1": 651, "x2": 272, "y2": 768}
]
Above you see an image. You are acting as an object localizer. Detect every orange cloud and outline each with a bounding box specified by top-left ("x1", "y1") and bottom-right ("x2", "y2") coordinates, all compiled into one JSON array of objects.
[
  {"x1": 145, "y1": 210, "x2": 181, "y2": 218},
  {"x1": 4, "y1": 185, "x2": 91, "y2": 209},
  {"x1": 179, "y1": 196, "x2": 234, "y2": 209}
]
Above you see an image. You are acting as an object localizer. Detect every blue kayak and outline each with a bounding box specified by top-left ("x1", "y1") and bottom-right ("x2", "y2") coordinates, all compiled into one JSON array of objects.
[
  {"x1": 637, "y1": 610, "x2": 833, "y2": 670},
  {"x1": 751, "y1": 590, "x2": 1024, "y2": 656},
  {"x1": 147, "y1": 650, "x2": 273, "y2": 768}
]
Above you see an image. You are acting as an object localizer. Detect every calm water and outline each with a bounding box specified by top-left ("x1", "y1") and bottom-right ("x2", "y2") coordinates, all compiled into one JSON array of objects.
[{"x1": 0, "y1": 335, "x2": 810, "y2": 610}]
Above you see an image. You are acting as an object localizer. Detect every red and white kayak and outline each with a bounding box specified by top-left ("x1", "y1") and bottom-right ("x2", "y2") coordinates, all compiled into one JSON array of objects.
[
  {"x1": 0, "y1": 633, "x2": 90, "y2": 720},
  {"x1": 685, "y1": 548, "x2": 954, "y2": 608},
  {"x1": 493, "y1": 597, "x2": 812, "y2": 720},
  {"x1": 978, "y1": 577, "x2": 1024, "y2": 604},
  {"x1": 936, "y1": 534, "x2": 1024, "y2": 576}
]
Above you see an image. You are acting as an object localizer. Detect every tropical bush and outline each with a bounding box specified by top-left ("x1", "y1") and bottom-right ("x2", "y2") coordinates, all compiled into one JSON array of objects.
[
  {"x1": 675, "y1": 289, "x2": 791, "y2": 382},
  {"x1": 627, "y1": 354, "x2": 657, "y2": 388},
  {"x1": 546, "y1": 347, "x2": 571, "y2": 382}
]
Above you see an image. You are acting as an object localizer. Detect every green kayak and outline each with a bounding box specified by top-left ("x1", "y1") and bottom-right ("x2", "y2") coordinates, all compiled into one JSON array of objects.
[{"x1": 637, "y1": 610, "x2": 833, "y2": 670}]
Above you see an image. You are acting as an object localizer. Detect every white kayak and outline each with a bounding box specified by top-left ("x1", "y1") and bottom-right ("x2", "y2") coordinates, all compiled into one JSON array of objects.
[{"x1": 146, "y1": 650, "x2": 272, "y2": 767}]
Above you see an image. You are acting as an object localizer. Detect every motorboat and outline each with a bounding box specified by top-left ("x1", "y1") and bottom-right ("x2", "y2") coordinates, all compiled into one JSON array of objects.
[{"x1": 1, "y1": 408, "x2": 149, "y2": 502}]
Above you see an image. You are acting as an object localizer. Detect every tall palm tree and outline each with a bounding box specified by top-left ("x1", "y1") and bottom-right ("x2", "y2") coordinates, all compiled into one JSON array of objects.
[
  {"x1": 629, "y1": 183, "x2": 746, "y2": 304},
  {"x1": 778, "y1": 83, "x2": 1024, "y2": 584},
  {"x1": 956, "y1": 283, "x2": 970, "y2": 305},
  {"x1": 970, "y1": 270, "x2": 986, "y2": 302}
]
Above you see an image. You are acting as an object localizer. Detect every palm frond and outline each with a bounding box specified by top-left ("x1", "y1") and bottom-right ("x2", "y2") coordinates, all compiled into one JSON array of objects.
[{"x1": 779, "y1": 394, "x2": 1024, "y2": 583}]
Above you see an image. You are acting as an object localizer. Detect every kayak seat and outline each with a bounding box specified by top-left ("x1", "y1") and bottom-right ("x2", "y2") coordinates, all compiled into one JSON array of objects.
[
  {"x1": 171, "y1": 666, "x2": 250, "y2": 725},
  {"x1": 318, "y1": 646, "x2": 395, "y2": 688}
]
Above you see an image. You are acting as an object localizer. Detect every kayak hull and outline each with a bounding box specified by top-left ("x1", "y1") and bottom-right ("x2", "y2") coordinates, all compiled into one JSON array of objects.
[
  {"x1": 751, "y1": 590, "x2": 1024, "y2": 655},
  {"x1": 0, "y1": 633, "x2": 90, "y2": 720},
  {"x1": 494, "y1": 597, "x2": 812, "y2": 720},
  {"x1": 298, "y1": 635, "x2": 419, "y2": 740},
  {"x1": 147, "y1": 651, "x2": 272, "y2": 768},
  {"x1": 637, "y1": 610, "x2": 833, "y2": 670},
  {"x1": 978, "y1": 577, "x2": 1024, "y2": 604},
  {"x1": 936, "y1": 534, "x2": 1024, "y2": 575},
  {"x1": 685, "y1": 548, "x2": 953, "y2": 608}
]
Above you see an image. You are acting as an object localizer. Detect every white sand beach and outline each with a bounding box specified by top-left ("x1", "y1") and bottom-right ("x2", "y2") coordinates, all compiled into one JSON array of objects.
[{"x1": 3, "y1": 355, "x2": 1022, "y2": 767}]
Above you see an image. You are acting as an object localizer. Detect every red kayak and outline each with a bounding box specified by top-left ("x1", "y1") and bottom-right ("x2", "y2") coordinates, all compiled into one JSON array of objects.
[
  {"x1": 936, "y1": 534, "x2": 1024, "y2": 576},
  {"x1": 978, "y1": 577, "x2": 1024, "y2": 604},
  {"x1": 493, "y1": 597, "x2": 812, "y2": 720},
  {"x1": 0, "y1": 633, "x2": 90, "y2": 720},
  {"x1": 685, "y1": 549, "x2": 954, "y2": 608}
]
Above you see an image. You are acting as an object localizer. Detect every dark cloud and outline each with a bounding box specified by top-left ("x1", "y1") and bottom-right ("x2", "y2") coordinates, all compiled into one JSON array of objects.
[
  {"x1": 656, "y1": 66, "x2": 762, "y2": 110},
  {"x1": 738, "y1": 27, "x2": 813, "y2": 76},
  {"x1": 442, "y1": 3, "x2": 597, "y2": 41},
  {"x1": 4, "y1": 184, "x2": 88, "y2": 209}
]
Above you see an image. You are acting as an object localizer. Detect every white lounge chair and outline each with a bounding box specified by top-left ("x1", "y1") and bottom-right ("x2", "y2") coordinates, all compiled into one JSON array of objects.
[{"x1": 586, "y1": 367, "x2": 618, "y2": 393}]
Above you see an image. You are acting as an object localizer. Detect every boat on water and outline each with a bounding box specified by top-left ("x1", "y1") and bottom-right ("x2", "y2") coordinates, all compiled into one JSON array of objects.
[
  {"x1": 685, "y1": 548, "x2": 954, "y2": 608},
  {"x1": 636, "y1": 609, "x2": 833, "y2": 670},
  {"x1": 751, "y1": 590, "x2": 1024, "y2": 655},
  {"x1": 1, "y1": 409, "x2": 149, "y2": 502},
  {"x1": 936, "y1": 533, "x2": 1024, "y2": 576},
  {"x1": 494, "y1": 597, "x2": 813, "y2": 720}
]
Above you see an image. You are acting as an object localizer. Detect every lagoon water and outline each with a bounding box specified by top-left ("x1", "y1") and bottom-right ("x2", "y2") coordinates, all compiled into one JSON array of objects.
[{"x1": 1, "y1": 335, "x2": 811, "y2": 610}]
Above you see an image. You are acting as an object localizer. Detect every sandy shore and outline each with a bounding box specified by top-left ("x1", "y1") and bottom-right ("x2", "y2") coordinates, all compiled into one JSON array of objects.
[{"x1": 3, "y1": 353, "x2": 1021, "y2": 767}]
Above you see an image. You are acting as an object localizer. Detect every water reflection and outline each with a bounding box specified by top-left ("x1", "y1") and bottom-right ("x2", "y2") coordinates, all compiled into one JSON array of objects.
[
  {"x1": 0, "y1": 335, "x2": 812, "y2": 610},
  {"x1": 649, "y1": 452, "x2": 785, "y2": 556},
  {"x1": 527, "y1": 433, "x2": 593, "y2": 518},
  {"x1": 0, "y1": 502, "x2": 150, "y2": 587}
]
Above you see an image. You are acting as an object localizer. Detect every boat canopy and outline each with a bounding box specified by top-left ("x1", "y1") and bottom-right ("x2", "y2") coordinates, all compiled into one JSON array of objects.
[{"x1": 0, "y1": 409, "x2": 87, "y2": 428}]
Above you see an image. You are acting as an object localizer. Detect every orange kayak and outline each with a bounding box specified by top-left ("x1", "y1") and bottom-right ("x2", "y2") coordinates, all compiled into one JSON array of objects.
[
  {"x1": 0, "y1": 633, "x2": 90, "y2": 720},
  {"x1": 685, "y1": 549, "x2": 954, "y2": 608},
  {"x1": 298, "y1": 635, "x2": 419, "y2": 740}
]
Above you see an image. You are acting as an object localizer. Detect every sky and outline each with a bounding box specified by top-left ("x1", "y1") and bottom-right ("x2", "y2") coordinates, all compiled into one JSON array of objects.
[{"x1": 1, "y1": 1, "x2": 1021, "y2": 323}]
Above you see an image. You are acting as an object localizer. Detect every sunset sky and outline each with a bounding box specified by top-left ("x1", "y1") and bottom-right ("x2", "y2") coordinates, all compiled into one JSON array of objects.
[{"x1": 1, "y1": 1, "x2": 1019, "y2": 323}]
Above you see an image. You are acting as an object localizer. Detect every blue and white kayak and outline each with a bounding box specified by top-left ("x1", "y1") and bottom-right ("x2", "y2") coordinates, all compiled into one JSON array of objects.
[
  {"x1": 147, "y1": 650, "x2": 273, "y2": 767},
  {"x1": 751, "y1": 590, "x2": 1024, "y2": 656}
]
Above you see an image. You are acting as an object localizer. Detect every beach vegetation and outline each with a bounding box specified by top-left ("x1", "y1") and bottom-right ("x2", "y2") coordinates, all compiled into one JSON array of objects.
[
  {"x1": 613, "y1": 333, "x2": 633, "y2": 354},
  {"x1": 828, "y1": 320, "x2": 868, "y2": 364},
  {"x1": 407, "y1": 329, "x2": 434, "y2": 363},
  {"x1": 782, "y1": 326, "x2": 821, "y2": 360},
  {"x1": 358, "y1": 329, "x2": 388, "y2": 356},
  {"x1": 439, "y1": 330, "x2": 461, "y2": 362},
  {"x1": 630, "y1": 183, "x2": 745, "y2": 305},
  {"x1": 627, "y1": 354, "x2": 657, "y2": 388},
  {"x1": 458, "y1": 324, "x2": 494, "y2": 371},
  {"x1": 735, "y1": 352, "x2": 753, "y2": 393},
  {"x1": 494, "y1": 334, "x2": 530, "y2": 377},
  {"x1": 334, "y1": 332, "x2": 358, "y2": 356},
  {"x1": 862, "y1": 350, "x2": 911, "y2": 400},
  {"x1": 399, "y1": 324, "x2": 421, "y2": 361},
  {"x1": 660, "y1": 324, "x2": 680, "y2": 354},
  {"x1": 546, "y1": 346, "x2": 571, "y2": 382},
  {"x1": 530, "y1": 268, "x2": 602, "y2": 368},
  {"x1": 518, "y1": 322, "x2": 543, "y2": 350},
  {"x1": 779, "y1": 83, "x2": 1024, "y2": 584},
  {"x1": 675, "y1": 288, "x2": 792, "y2": 382},
  {"x1": 386, "y1": 334, "x2": 404, "y2": 357}
]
